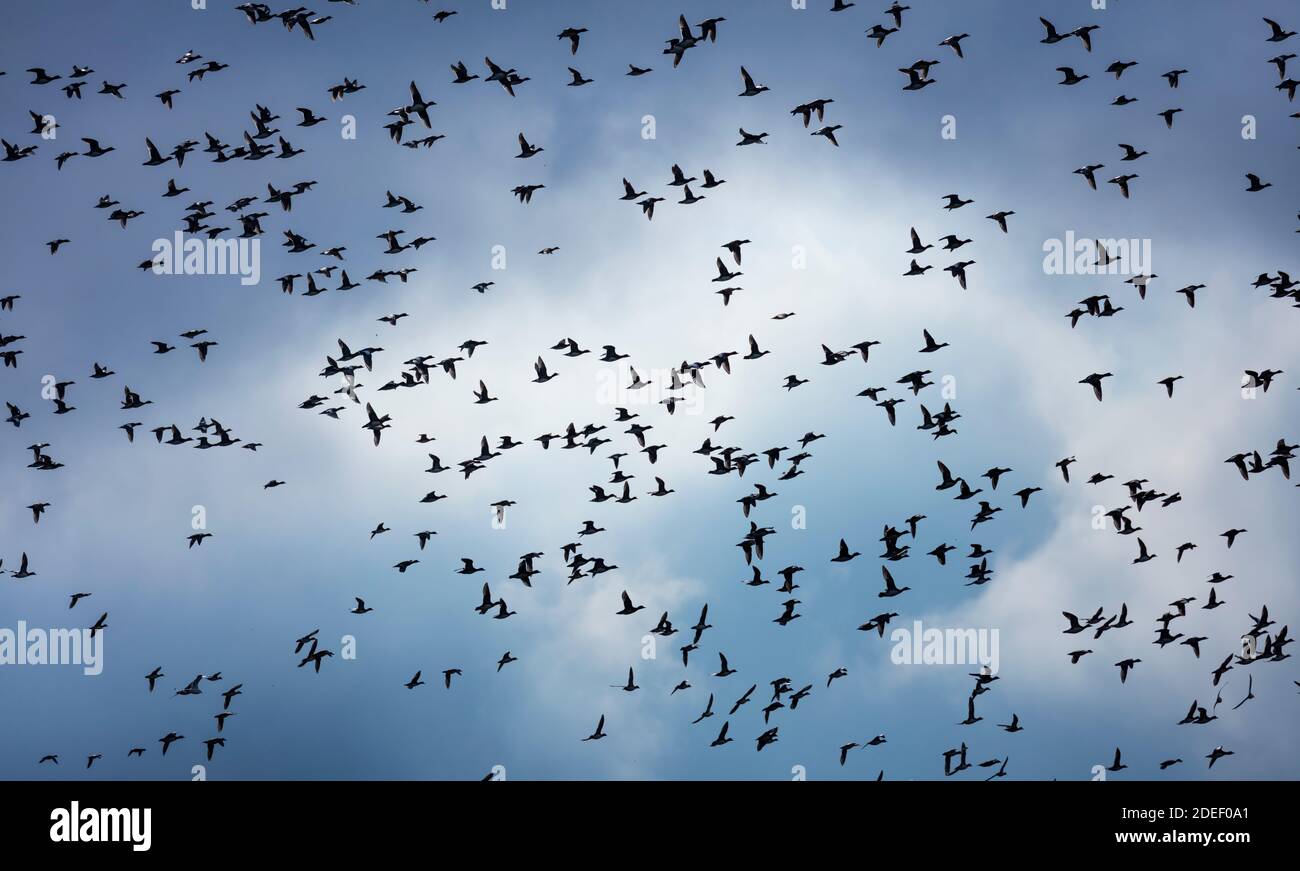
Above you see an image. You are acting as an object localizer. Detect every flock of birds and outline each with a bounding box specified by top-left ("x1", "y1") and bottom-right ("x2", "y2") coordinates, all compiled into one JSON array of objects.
[{"x1": 4, "y1": 3, "x2": 1298, "y2": 780}]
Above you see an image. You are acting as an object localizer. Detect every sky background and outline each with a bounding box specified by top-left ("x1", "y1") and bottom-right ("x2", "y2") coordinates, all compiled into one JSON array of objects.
[{"x1": 0, "y1": 0, "x2": 1297, "y2": 780}]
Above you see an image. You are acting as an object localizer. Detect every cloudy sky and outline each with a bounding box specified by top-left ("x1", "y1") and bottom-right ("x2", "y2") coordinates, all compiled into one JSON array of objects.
[{"x1": 0, "y1": 0, "x2": 1296, "y2": 780}]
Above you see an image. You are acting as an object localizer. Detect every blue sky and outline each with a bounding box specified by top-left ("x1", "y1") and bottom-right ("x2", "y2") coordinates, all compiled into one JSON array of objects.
[{"x1": 0, "y1": 0, "x2": 1297, "y2": 780}]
